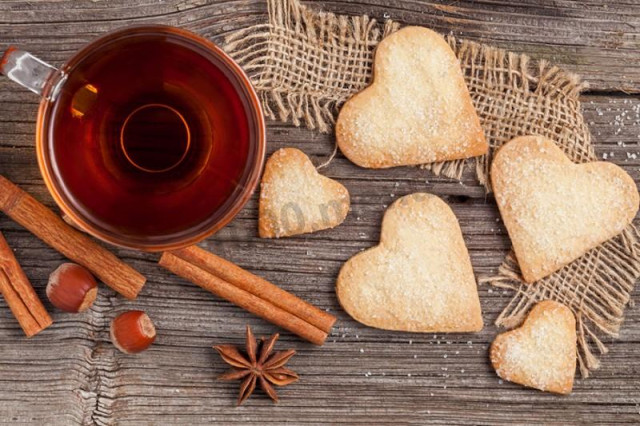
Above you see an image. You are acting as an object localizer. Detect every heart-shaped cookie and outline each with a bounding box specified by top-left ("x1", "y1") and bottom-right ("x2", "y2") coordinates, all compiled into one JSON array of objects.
[
  {"x1": 336, "y1": 193, "x2": 483, "y2": 332},
  {"x1": 259, "y1": 148, "x2": 350, "y2": 238},
  {"x1": 492, "y1": 135, "x2": 639, "y2": 283},
  {"x1": 335, "y1": 26, "x2": 487, "y2": 169},
  {"x1": 490, "y1": 300, "x2": 576, "y2": 394}
]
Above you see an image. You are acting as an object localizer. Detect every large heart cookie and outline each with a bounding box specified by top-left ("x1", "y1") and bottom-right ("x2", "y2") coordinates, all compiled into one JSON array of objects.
[
  {"x1": 490, "y1": 300, "x2": 576, "y2": 394},
  {"x1": 492, "y1": 135, "x2": 639, "y2": 283},
  {"x1": 259, "y1": 148, "x2": 350, "y2": 238},
  {"x1": 336, "y1": 193, "x2": 483, "y2": 332},
  {"x1": 335, "y1": 26, "x2": 487, "y2": 169}
]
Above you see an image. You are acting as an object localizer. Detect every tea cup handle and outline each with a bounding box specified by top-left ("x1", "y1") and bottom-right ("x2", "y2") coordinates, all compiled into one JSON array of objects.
[{"x1": 0, "y1": 47, "x2": 66, "y2": 101}]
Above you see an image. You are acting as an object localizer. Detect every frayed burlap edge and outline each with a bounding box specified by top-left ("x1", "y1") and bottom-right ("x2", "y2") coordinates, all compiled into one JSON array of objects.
[
  {"x1": 445, "y1": 36, "x2": 593, "y2": 188},
  {"x1": 223, "y1": 0, "x2": 591, "y2": 183},
  {"x1": 224, "y1": 0, "x2": 639, "y2": 378},
  {"x1": 480, "y1": 225, "x2": 640, "y2": 378},
  {"x1": 224, "y1": 0, "x2": 399, "y2": 133}
]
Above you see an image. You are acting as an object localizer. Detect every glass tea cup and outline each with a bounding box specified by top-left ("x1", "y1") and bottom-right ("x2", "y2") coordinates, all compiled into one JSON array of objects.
[{"x1": 1, "y1": 25, "x2": 265, "y2": 252}]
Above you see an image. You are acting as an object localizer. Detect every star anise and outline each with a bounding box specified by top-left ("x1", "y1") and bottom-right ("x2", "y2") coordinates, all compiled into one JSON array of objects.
[{"x1": 214, "y1": 325, "x2": 299, "y2": 405}]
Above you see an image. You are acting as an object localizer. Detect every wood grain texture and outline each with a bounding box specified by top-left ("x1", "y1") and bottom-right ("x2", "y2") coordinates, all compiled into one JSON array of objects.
[{"x1": 0, "y1": 1, "x2": 639, "y2": 424}]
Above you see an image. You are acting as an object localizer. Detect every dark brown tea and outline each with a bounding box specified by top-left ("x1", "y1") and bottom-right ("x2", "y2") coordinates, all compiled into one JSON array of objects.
[{"x1": 44, "y1": 29, "x2": 255, "y2": 245}]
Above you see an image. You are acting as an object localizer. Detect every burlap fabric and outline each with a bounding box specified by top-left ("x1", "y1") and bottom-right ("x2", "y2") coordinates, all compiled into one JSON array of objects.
[{"x1": 223, "y1": 0, "x2": 640, "y2": 377}]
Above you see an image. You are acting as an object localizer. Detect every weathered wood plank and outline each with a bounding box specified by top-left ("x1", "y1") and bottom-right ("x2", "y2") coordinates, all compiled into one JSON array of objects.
[
  {"x1": 0, "y1": 1, "x2": 639, "y2": 425},
  {"x1": 0, "y1": 0, "x2": 638, "y2": 91},
  {"x1": 318, "y1": 0, "x2": 640, "y2": 93}
]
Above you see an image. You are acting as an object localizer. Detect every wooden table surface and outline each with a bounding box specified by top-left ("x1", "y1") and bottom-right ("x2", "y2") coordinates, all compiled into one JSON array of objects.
[{"x1": 1, "y1": 1, "x2": 639, "y2": 424}]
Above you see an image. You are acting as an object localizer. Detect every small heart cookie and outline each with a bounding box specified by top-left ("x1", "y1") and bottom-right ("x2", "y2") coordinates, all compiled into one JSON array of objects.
[
  {"x1": 335, "y1": 26, "x2": 487, "y2": 168},
  {"x1": 490, "y1": 301, "x2": 577, "y2": 394},
  {"x1": 492, "y1": 135, "x2": 639, "y2": 283},
  {"x1": 259, "y1": 148, "x2": 350, "y2": 238},
  {"x1": 336, "y1": 193, "x2": 483, "y2": 332}
]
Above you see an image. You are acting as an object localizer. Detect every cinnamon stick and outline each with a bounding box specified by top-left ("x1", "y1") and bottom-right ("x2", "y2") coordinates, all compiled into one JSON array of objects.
[
  {"x1": 0, "y1": 231, "x2": 52, "y2": 337},
  {"x1": 170, "y1": 245, "x2": 336, "y2": 334},
  {"x1": 0, "y1": 176, "x2": 146, "y2": 299},
  {"x1": 159, "y1": 251, "x2": 330, "y2": 345}
]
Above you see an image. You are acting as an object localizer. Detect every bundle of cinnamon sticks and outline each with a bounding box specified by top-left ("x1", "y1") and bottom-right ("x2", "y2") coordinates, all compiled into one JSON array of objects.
[
  {"x1": 0, "y1": 231, "x2": 51, "y2": 336},
  {"x1": 0, "y1": 176, "x2": 146, "y2": 300},
  {"x1": 160, "y1": 246, "x2": 336, "y2": 345},
  {"x1": 0, "y1": 176, "x2": 145, "y2": 336},
  {"x1": 0, "y1": 175, "x2": 336, "y2": 345}
]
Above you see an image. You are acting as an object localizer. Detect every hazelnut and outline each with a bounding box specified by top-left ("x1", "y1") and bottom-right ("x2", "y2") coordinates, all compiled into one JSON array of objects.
[
  {"x1": 46, "y1": 263, "x2": 98, "y2": 313},
  {"x1": 110, "y1": 310, "x2": 156, "y2": 354}
]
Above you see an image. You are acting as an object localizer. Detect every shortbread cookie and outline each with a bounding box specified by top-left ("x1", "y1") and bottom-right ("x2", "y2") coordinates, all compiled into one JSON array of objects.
[
  {"x1": 492, "y1": 135, "x2": 639, "y2": 283},
  {"x1": 335, "y1": 26, "x2": 487, "y2": 168},
  {"x1": 490, "y1": 300, "x2": 577, "y2": 394},
  {"x1": 336, "y1": 193, "x2": 483, "y2": 332},
  {"x1": 259, "y1": 148, "x2": 350, "y2": 238}
]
